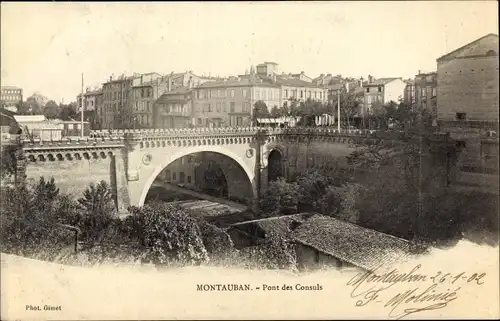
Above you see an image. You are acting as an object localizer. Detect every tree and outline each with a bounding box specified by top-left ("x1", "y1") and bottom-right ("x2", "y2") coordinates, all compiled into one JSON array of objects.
[
  {"x1": 58, "y1": 103, "x2": 78, "y2": 121},
  {"x1": 270, "y1": 105, "x2": 281, "y2": 118},
  {"x1": 252, "y1": 100, "x2": 270, "y2": 125},
  {"x1": 43, "y1": 100, "x2": 59, "y2": 119},
  {"x1": 16, "y1": 101, "x2": 31, "y2": 115},
  {"x1": 334, "y1": 89, "x2": 364, "y2": 128},
  {"x1": 259, "y1": 178, "x2": 300, "y2": 216},
  {"x1": 0, "y1": 143, "x2": 20, "y2": 180},
  {"x1": 77, "y1": 180, "x2": 116, "y2": 241},
  {"x1": 128, "y1": 202, "x2": 209, "y2": 265},
  {"x1": 25, "y1": 96, "x2": 42, "y2": 115}
]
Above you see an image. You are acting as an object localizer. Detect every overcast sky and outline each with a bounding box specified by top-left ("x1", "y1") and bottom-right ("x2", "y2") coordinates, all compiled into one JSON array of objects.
[{"x1": 1, "y1": 1, "x2": 498, "y2": 103}]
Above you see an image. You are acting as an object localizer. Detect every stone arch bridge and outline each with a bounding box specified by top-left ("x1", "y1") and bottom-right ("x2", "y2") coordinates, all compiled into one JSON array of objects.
[{"x1": 19, "y1": 127, "x2": 410, "y2": 212}]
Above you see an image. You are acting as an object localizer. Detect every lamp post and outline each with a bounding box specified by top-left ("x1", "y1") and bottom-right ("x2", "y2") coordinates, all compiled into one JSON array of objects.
[{"x1": 337, "y1": 89, "x2": 341, "y2": 132}]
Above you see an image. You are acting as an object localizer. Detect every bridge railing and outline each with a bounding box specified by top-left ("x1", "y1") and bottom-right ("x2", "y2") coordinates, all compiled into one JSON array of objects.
[
  {"x1": 89, "y1": 126, "x2": 383, "y2": 138},
  {"x1": 21, "y1": 135, "x2": 126, "y2": 148},
  {"x1": 89, "y1": 126, "x2": 262, "y2": 138}
]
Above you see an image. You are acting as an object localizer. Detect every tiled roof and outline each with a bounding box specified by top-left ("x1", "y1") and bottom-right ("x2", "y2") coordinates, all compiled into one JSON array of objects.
[
  {"x1": 437, "y1": 33, "x2": 499, "y2": 62},
  {"x1": 364, "y1": 78, "x2": 401, "y2": 87},
  {"x1": 195, "y1": 77, "x2": 279, "y2": 89},
  {"x1": 155, "y1": 87, "x2": 192, "y2": 104},
  {"x1": 292, "y1": 214, "x2": 413, "y2": 271},
  {"x1": 276, "y1": 77, "x2": 322, "y2": 88},
  {"x1": 230, "y1": 213, "x2": 314, "y2": 238}
]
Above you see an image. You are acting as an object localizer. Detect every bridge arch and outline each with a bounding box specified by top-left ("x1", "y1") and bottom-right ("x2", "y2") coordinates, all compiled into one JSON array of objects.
[
  {"x1": 137, "y1": 147, "x2": 257, "y2": 207},
  {"x1": 267, "y1": 148, "x2": 284, "y2": 183}
]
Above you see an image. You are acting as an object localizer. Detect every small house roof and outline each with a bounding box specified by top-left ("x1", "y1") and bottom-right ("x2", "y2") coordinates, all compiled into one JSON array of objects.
[{"x1": 292, "y1": 214, "x2": 414, "y2": 271}]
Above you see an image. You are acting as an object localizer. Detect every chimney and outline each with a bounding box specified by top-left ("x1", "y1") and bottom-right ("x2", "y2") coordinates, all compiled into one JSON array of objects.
[
  {"x1": 301, "y1": 71, "x2": 305, "y2": 75},
  {"x1": 359, "y1": 77, "x2": 364, "y2": 87},
  {"x1": 368, "y1": 75, "x2": 373, "y2": 83},
  {"x1": 141, "y1": 75, "x2": 144, "y2": 84},
  {"x1": 345, "y1": 82, "x2": 350, "y2": 93}
]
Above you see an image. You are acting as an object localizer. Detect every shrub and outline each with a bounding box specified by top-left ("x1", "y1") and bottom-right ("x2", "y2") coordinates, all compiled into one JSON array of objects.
[
  {"x1": 259, "y1": 178, "x2": 300, "y2": 216},
  {"x1": 77, "y1": 180, "x2": 116, "y2": 242},
  {"x1": 129, "y1": 202, "x2": 209, "y2": 266}
]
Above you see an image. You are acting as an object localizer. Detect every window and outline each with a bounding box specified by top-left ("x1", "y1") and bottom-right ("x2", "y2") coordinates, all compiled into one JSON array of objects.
[
  {"x1": 378, "y1": 87, "x2": 382, "y2": 92},
  {"x1": 216, "y1": 102, "x2": 221, "y2": 112},
  {"x1": 230, "y1": 102, "x2": 235, "y2": 112},
  {"x1": 197, "y1": 118, "x2": 202, "y2": 125},
  {"x1": 180, "y1": 172, "x2": 185, "y2": 183},
  {"x1": 421, "y1": 88, "x2": 427, "y2": 98},
  {"x1": 172, "y1": 172, "x2": 177, "y2": 181},
  {"x1": 208, "y1": 104, "x2": 212, "y2": 112},
  {"x1": 366, "y1": 88, "x2": 369, "y2": 93},
  {"x1": 432, "y1": 88, "x2": 437, "y2": 97},
  {"x1": 300, "y1": 90, "x2": 304, "y2": 98},
  {"x1": 243, "y1": 89, "x2": 247, "y2": 98},
  {"x1": 236, "y1": 117, "x2": 243, "y2": 126},
  {"x1": 165, "y1": 170, "x2": 171, "y2": 182},
  {"x1": 231, "y1": 90, "x2": 235, "y2": 98},
  {"x1": 285, "y1": 89, "x2": 288, "y2": 98},
  {"x1": 222, "y1": 102, "x2": 227, "y2": 112},
  {"x1": 187, "y1": 176, "x2": 192, "y2": 184},
  {"x1": 270, "y1": 90, "x2": 273, "y2": 100},
  {"x1": 217, "y1": 89, "x2": 221, "y2": 97},
  {"x1": 263, "y1": 89, "x2": 267, "y2": 100},
  {"x1": 456, "y1": 112, "x2": 467, "y2": 120}
]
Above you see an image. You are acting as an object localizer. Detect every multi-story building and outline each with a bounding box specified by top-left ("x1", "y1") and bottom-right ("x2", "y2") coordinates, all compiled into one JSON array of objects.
[
  {"x1": 1, "y1": 86, "x2": 23, "y2": 108},
  {"x1": 280, "y1": 71, "x2": 313, "y2": 83},
  {"x1": 192, "y1": 76, "x2": 281, "y2": 127},
  {"x1": 101, "y1": 74, "x2": 139, "y2": 129},
  {"x1": 99, "y1": 71, "x2": 214, "y2": 129},
  {"x1": 362, "y1": 77, "x2": 406, "y2": 114},
  {"x1": 256, "y1": 62, "x2": 279, "y2": 77},
  {"x1": 436, "y1": 33, "x2": 499, "y2": 124},
  {"x1": 436, "y1": 33, "x2": 499, "y2": 176},
  {"x1": 277, "y1": 77, "x2": 328, "y2": 106},
  {"x1": 414, "y1": 72, "x2": 437, "y2": 115},
  {"x1": 153, "y1": 86, "x2": 193, "y2": 129},
  {"x1": 77, "y1": 87, "x2": 103, "y2": 129},
  {"x1": 403, "y1": 79, "x2": 416, "y2": 107}
]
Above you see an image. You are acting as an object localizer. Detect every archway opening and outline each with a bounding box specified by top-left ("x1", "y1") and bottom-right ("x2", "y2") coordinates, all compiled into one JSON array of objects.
[
  {"x1": 144, "y1": 151, "x2": 253, "y2": 205},
  {"x1": 268, "y1": 149, "x2": 283, "y2": 183}
]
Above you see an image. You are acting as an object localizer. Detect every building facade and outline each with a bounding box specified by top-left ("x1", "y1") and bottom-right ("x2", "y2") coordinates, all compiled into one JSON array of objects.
[
  {"x1": 153, "y1": 87, "x2": 193, "y2": 129},
  {"x1": 403, "y1": 79, "x2": 416, "y2": 107},
  {"x1": 436, "y1": 33, "x2": 499, "y2": 124},
  {"x1": 278, "y1": 78, "x2": 328, "y2": 106},
  {"x1": 436, "y1": 33, "x2": 499, "y2": 176},
  {"x1": 1, "y1": 86, "x2": 23, "y2": 108},
  {"x1": 192, "y1": 77, "x2": 281, "y2": 127},
  {"x1": 362, "y1": 77, "x2": 406, "y2": 113},
  {"x1": 414, "y1": 72, "x2": 437, "y2": 115}
]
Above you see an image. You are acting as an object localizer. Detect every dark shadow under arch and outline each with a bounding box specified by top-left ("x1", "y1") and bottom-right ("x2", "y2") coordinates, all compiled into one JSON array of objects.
[{"x1": 268, "y1": 149, "x2": 283, "y2": 183}]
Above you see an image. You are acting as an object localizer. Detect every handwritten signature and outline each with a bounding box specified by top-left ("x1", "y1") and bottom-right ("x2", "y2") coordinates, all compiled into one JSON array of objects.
[{"x1": 346, "y1": 264, "x2": 486, "y2": 319}]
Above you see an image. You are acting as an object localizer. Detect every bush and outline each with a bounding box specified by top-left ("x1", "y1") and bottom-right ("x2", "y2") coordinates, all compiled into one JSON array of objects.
[
  {"x1": 259, "y1": 178, "x2": 300, "y2": 216},
  {"x1": 0, "y1": 179, "x2": 77, "y2": 256},
  {"x1": 76, "y1": 180, "x2": 116, "y2": 242},
  {"x1": 128, "y1": 202, "x2": 209, "y2": 266},
  {"x1": 240, "y1": 232, "x2": 298, "y2": 271}
]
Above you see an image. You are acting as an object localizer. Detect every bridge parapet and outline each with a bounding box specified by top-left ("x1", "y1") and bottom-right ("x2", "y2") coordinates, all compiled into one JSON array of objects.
[
  {"x1": 21, "y1": 135, "x2": 125, "y2": 150},
  {"x1": 91, "y1": 126, "x2": 260, "y2": 138}
]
